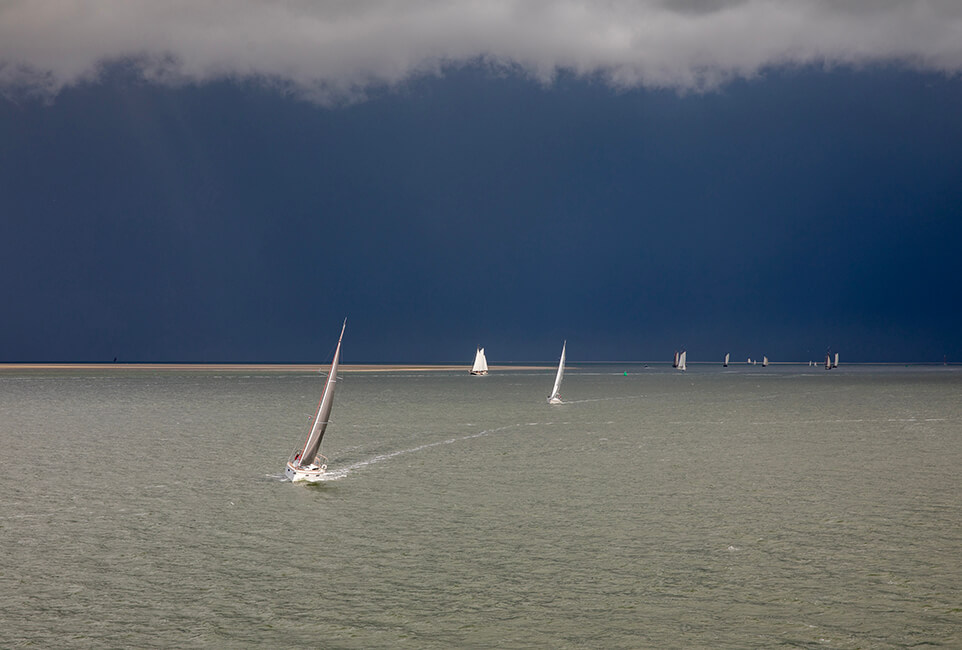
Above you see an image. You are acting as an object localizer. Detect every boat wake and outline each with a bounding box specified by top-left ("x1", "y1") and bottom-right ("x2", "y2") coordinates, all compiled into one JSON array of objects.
[{"x1": 321, "y1": 422, "x2": 531, "y2": 480}]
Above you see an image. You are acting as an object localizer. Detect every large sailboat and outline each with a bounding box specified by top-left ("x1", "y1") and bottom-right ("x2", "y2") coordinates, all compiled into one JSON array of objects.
[
  {"x1": 470, "y1": 347, "x2": 489, "y2": 375},
  {"x1": 548, "y1": 341, "x2": 566, "y2": 404},
  {"x1": 285, "y1": 320, "x2": 346, "y2": 483}
]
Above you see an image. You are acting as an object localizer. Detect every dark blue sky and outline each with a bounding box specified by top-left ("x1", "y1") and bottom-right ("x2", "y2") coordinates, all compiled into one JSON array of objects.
[{"x1": 2, "y1": 65, "x2": 961, "y2": 363}]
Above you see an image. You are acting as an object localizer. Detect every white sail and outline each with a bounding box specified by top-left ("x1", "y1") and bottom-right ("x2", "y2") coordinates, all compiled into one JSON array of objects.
[
  {"x1": 723, "y1": 353, "x2": 729, "y2": 367},
  {"x1": 298, "y1": 320, "x2": 345, "y2": 465},
  {"x1": 833, "y1": 352, "x2": 839, "y2": 369},
  {"x1": 762, "y1": 356, "x2": 768, "y2": 367},
  {"x1": 673, "y1": 351, "x2": 679, "y2": 368},
  {"x1": 471, "y1": 347, "x2": 488, "y2": 374},
  {"x1": 548, "y1": 341, "x2": 566, "y2": 404},
  {"x1": 678, "y1": 350, "x2": 687, "y2": 371}
]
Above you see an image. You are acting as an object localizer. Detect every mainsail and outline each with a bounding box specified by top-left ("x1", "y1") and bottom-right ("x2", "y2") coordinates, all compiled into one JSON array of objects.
[
  {"x1": 833, "y1": 353, "x2": 839, "y2": 369},
  {"x1": 762, "y1": 356, "x2": 768, "y2": 367},
  {"x1": 678, "y1": 350, "x2": 687, "y2": 371},
  {"x1": 297, "y1": 319, "x2": 346, "y2": 466},
  {"x1": 723, "y1": 353, "x2": 729, "y2": 367},
  {"x1": 549, "y1": 341, "x2": 566, "y2": 402}
]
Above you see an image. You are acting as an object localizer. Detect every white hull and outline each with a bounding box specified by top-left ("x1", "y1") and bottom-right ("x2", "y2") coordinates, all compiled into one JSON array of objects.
[
  {"x1": 470, "y1": 370, "x2": 488, "y2": 375},
  {"x1": 286, "y1": 461, "x2": 327, "y2": 482},
  {"x1": 548, "y1": 396, "x2": 563, "y2": 405}
]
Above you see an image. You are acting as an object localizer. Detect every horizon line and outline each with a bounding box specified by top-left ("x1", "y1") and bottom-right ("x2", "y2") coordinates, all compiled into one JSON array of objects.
[{"x1": 0, "y1": 360, "x2": 955, "y2": 371}]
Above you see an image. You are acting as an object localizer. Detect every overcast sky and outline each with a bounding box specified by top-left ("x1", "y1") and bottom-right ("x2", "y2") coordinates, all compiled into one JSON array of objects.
[{"x1": 2, "y1": 1, "x2": 961, "y2": 363}]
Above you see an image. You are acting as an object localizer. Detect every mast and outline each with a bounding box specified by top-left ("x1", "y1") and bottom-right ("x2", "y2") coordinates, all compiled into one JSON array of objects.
[
  {"x1": 297, "y1": 319, "x2": 346, "y2": 466},
  {"x1": 549, "y1": 341, "x2": 566, "y2": 401}
]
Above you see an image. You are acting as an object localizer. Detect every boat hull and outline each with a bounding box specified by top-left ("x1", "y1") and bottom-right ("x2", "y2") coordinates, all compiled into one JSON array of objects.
[
  {"x1": 286, "y1": 461, "x2": 327, "y2": 482},
  {"x1": 548, "y1": 396, "x2": 563, "y2": 405},
  {"x1": 470, "y1": 370, "x2": 488, "y2": 375}
]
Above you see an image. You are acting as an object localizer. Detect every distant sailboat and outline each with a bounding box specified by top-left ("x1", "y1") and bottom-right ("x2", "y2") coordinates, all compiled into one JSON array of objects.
[
  {"x1": 285, "y1": 319, "x2": 346, "y2": 483},
  {"x1": 470, "y1": 347, "x2": 489, "y2": 375},
  {"x1": 723, "y1": 353, "x2": 729, "y2": 367},
  {"x1": 833, "y1": 353, "x2": 839, "y2": 369},
  {"x1": 673, "y1": 351, "x2": 680, "y2": 368},
  {"x1": 825, "y1": 352, "x2": 832, "y2": 369},
  {"x1": 548, "y1": 341, "x2": 566, "y2": 404},
  {"x1": 677, "y1": 350, "x2": 687, "y2": 371},
  {"x1": 762, "y1": 356, "x2": 768, "y2": 367}
]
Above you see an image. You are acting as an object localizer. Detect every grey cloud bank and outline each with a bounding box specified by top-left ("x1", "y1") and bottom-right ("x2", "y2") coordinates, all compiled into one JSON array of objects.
[{"x1": 2, "y1": 0, "x2": 962, "y2": 101}]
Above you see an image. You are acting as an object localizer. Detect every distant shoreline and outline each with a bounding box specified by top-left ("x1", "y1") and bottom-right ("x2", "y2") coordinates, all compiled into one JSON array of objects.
[
  {"x1": 0, "y1": 363, "x2": 553, "y2": 372},
  {"x1": 0, "y1": 361, "x2": 952, "y2": 372}
]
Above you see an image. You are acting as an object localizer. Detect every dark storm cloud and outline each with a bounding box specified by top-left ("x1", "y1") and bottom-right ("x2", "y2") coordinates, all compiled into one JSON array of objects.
[{"x1": 2, "y1": 1, "x2": 962, "y2": 101}]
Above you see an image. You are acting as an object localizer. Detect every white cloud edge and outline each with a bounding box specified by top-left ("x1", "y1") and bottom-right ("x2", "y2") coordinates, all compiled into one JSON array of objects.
[{"x1": 1, "y1": 1, "x2": 961, "y2": 103}]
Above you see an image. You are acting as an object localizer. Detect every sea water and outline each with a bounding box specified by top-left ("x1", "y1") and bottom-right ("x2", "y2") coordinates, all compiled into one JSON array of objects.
[{"x1": 1, "y1": 364, "x2": 960, "y2": 648}]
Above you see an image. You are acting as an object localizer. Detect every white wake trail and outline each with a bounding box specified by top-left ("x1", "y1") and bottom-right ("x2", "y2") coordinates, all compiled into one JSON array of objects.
[{"x1": 323, "y1": 423, "x2": 529, "y2": 480}]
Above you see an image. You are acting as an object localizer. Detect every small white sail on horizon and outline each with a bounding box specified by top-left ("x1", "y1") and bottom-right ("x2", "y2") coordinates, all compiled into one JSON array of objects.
[
  {"x1": 677, "y1": 350, "x2": 687, "y2": 371},
  {"x1": 833, "y1": 352, "x2": 839, "y2": 369},
  {"x1": 285, "y1": 319, "x2": 346, "y2": 483},
  {"x1": 723, "y1": 353, "x2": 729, "y2": 367},
  {"x1": 548, "y1": 341, "x2": 566, "y2": 404},
  {"x1": 762, "y1": 356, "x2": 768, "y2": 367},
  {"x1": 470, "y1": 347, "x2": 489, "y2": 375}
]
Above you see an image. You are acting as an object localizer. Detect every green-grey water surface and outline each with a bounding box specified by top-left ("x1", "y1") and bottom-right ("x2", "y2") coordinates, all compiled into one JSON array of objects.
[{"x1": 2, "y1": 364, "x2": 961, "y2": 647}]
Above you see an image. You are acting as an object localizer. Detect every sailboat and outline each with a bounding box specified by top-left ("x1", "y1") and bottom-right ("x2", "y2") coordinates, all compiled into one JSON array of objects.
[
  {"x1": 285, "y1": 320, "x2": 346, "y2": 483},
  {"x1": 470, "y1": 347, "x2": 489, "y2": 375},
  {"x1": 825, "y1": 352, "x2": 832, "y2": 369},
  {"x1": 762, "y1": 356, "x2": 768, "y2": 367},
  {"x1": 548, "y1": 341, "x2": 566, "y2": 404},
  {"x1": 833, "y1": 352, "x2": 839, "y2": 369},
  {"x1": 677, "y1": 350, "x2": 687, "y2": 371},
  {"x1": 723, "y1": 353, "x2": 729, "y2": 367}
]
